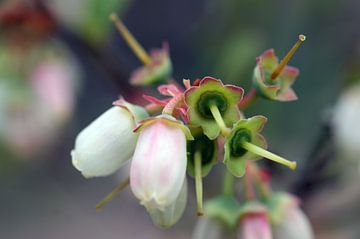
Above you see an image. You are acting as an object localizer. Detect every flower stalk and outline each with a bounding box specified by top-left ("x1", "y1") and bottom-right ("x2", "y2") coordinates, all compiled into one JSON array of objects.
[
  {"x1": 270, "y1": 34, "x2": 306, "y2": 80},
  {"x1": 96, "y1": 177, "x2": 130, "y2": 210},
  {"x1": 194, "y1": 150, "x2": 204, "y2": 216},
  {"x1": 110, "y1": 13, "x2": 151, "y2": 65}
]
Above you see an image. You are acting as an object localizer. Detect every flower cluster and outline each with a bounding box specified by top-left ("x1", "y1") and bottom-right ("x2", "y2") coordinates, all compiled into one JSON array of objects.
[{"x1": 71, "y1": 13, "x2": 312, "y2": 235}]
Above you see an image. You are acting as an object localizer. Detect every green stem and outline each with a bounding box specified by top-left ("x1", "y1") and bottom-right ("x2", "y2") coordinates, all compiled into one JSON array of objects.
[
  {"x1": 96, "y1": 177, "x2": 130, "y2": 210},
  {"x1": 242, "y1": 142, "x2": 297, "y2": 170},
  {"x1": 209, "y1": 104, "x2": 231, "y2": 137},
  {"x1": 194, "y1": 150, "x2": 204, "y2": 216},
  {"x1": 223, "y1": 170, "x2": 235, "y2": 196}
]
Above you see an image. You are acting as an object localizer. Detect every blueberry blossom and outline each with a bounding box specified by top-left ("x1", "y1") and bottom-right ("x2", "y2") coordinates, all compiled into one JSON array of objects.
[
  {"x1": 71, "y1": 99, "x2": 148, "y2": 178},
  {"x1": 130, "y1": 115, "x2": 193, "y2": 214},
  {"x1": 185, "y1": 76, "x2": 244, "y2": 139}
]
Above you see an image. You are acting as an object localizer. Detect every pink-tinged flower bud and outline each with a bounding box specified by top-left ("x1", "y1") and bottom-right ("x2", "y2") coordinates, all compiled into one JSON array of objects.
[
  {"x1": 130, "y1": 115, "x2": 193, "y2": 211},
  {"x1": 238, "y1": 205, "x2": 272, "y2": 239},
  {"x1": 71, "y1": 100, "x2": 148, "y2": 178},
  {"x1": 192, "y1": 217, "x2": 236, "y2": 239},
  {"x1": 147, "y1": 178, "x2": 187, "y2": 228},
  {"x1": 272, "y1": 195, "x2": 314, "y2": 239}
]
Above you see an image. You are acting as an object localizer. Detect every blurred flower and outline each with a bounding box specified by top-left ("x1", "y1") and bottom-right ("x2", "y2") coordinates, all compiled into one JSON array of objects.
[
  {"x1": 192, "y1": 216, "x2": 236, "y2": 239},
  {"x1": 130, "y1": 115, "x2": 192, "y2": 212},
  {"x1": 238, "y1": 204, "x2": 272, "y2": 239},
  {"x1": 71, "y1": 99, "x2": 148, "y2": 178},
  {"x1": 333, "y1": 84, "x2": 360, "y2": 163},
  {"x1": 46, "y1": 0, "x2": 128, "y2": 44},
  {"x1": 268, "y1": 193, "x2": 314, "y2": 239}
]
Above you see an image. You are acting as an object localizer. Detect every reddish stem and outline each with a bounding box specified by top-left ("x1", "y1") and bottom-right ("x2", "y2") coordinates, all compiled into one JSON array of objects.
[{"x1": 239, "y1": 88, "x2": 258, "y2": 110}]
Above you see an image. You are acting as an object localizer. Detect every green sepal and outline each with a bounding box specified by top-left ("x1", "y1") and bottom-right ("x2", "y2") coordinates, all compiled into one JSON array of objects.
[
  {"x1": 253, "y1": 49, "x2": 299, "y2": 101},
  {"x1": 205, "y1": 195, "x2": 242, "y2": 229},
  {"x1": 186, "y1": 129, "x2": 218, "y2": 177},
  {"x1": 130, "y1": 46, "x2": 172, "y2": 86},
  {"x1": 224, "y1": 116, "x2": 267, "y2": 177},
  {"x1": 238, "y1": 201, "x2": 268, "y2": 219},
  {"x1": 133, "y1": 114, "x2": 194, "y2": 140},
  {"x1": 185, "y1": 77, "x2": 244, "y2": 139}
]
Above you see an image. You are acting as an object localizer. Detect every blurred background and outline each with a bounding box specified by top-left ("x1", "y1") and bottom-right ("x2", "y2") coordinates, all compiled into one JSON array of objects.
[{"x1": 1, "y1": 0, "x2": 360, "y2": 238}]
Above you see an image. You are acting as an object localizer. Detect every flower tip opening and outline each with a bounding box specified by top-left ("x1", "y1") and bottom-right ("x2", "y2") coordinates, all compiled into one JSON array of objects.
[
  {"x1": 289, "y1": 161, "x2": 297, "y2": 170},
  {"x1": 299, "y1": 34, "x2": 306, "y2": 42},
  {"x1": 109, "y1": 12, "x2": 118, "y2": 22}
]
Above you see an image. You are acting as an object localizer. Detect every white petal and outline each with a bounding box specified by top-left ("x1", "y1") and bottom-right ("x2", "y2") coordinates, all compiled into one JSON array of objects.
[
  {"x1": 147, "y1": 178, "x2": 187, "y2": 228},
  {"x1": 72, "y1": 106, "x2": 137, "y2": 178},
  {"x1": 130, "y1": 121, "x2": 187, "y2": 209}
]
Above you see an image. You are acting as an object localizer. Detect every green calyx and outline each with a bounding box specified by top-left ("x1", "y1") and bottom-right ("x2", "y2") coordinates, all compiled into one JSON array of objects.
[
  {"x1": 130, "y1": 48, "x2": 173, "y2": 86},
  {"x1": 224, "y1": 116, "x2": 267, "y2": 177},
  {"x1": 187, "y1": 133, "x2": 218, "y2": 177},
  {"x1": 205, "y1": 195, "x2": 242, "y2": 229},
  {"x1": 252, "y1": 49, "x2": 299, "y2": 102},
  {"x1": 185, "y1": 77, "x2": 243, "y2": 140}
]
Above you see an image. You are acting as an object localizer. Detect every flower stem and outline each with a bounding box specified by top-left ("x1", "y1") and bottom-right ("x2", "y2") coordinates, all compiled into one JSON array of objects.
[
  {"x1": 194, "y1": 150, "x2": 204, "y2": 216},
  {"x1": 270, "y1": 34, "x2": 306, "y2": 80},
  {"x1": 110, "y1": 13, "x2": 152, "y2": 65},
  {"x1": 250, "y1": 162, "x2": 271, "y2": 200},
  {"x1": 238, "y1": 88, "x2": 258, "y2": 110},
  {"x1": 244, "y1": 162, "x2": 256, "y2": 200},
  {"x1": 241, "y1": 142, "x2": 297, "y2": 170},
  {"x1": 96, "y1": 177, "x2": 130, "y2": 210},
  {"x1": 223, "y1": 170, "x2": 235, "y2": 196},
  {"x1": 209, "y1": 104, "x2": 231, "y2": 137}
]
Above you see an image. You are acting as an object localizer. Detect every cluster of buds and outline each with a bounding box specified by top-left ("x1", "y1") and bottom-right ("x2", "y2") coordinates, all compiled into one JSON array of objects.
[{"x1": 71, "y1": 12, "x2": 312, "y2": 233}]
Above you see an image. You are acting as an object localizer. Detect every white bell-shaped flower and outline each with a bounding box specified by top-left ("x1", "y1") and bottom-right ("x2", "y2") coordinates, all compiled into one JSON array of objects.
[
  {"x1": 71, "y1": 100, "x2": 148, "y2": 178},
  {"x1": 130, "y1": 115, "x2": 192, "y2": 210}
]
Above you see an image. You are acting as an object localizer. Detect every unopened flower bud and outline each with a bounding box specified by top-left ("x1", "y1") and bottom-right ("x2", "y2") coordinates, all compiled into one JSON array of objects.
[
  {"x1": 130, "y1": 115, "x2": 193, "y2": 210},
  {"x1": 71, "y1": 100, "x2": 148, "y2": 178}
]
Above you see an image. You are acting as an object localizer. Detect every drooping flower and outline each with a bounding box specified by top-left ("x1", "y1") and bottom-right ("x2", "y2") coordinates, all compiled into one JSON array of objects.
[
  {"x1": 185, "y1": 76, "x2": 244, "y2": 139},
  {"x1": 332, "y1": 84, "x2": 360, "y2": 163},
  {"x1": 253, "y1": 35, "x2": 305, "y2": 102},
  {"x1": 130, "y1": 115, "x2": 193, "y2": 211},
  {"x1": 71, "y1": 99, "x2": 148, "y2": 178},
  {"x1": 268, "y1": 193, "x2": 314, "y2": 239}
]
